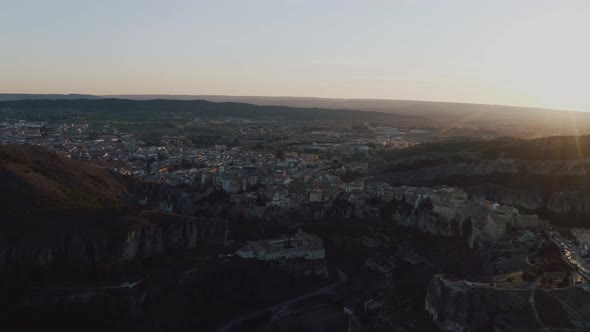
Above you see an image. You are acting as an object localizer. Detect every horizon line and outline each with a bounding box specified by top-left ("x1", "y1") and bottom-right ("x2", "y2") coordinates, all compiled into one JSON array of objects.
[{"x1": 0, "y1": 92, "x2": 579, "y2": 113}]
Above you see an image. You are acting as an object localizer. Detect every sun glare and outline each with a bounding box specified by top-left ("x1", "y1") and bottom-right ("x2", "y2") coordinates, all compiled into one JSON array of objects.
[{"x1": 484, "y1": 8, "x2": 590, "y2": 111}]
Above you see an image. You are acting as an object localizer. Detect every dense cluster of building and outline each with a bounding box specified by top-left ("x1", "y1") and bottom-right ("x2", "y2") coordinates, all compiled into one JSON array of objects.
[
  {"x1": 0, "y1": 120, "x2": 44, "y2": 140},
  {"x1": 1, "y1": 119, "x2": 550, "y2": 249},
  {"x1": 0, "y1": 122, "x2": 415, "y2": 232}
]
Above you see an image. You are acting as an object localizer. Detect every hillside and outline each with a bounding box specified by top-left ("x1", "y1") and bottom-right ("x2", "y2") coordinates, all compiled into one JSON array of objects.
[
  {"x1": 0, "y1": 144, "x2": 145, "y2": 246},
  {"x1": 105, "y1": 95, "x2": 590, "y2": 136},
  {"x1": 5, "y1": 95, "x2": 586, "y2": 136},
  {"x1": 379, "y1": 136, "x2": 590, "y2": 161},
  {"x1": 0, "y1": 145, "x2": 228, "y2": 266},
  {"x1": 0, "y1": 144, "x2": 137, "y2": 215},
  {"x1": 0, "y1": 93, "x2": 101, "y2": 101},
  {"x1": 370, "y1": 136, "x2": 590, "y2": 227},
  {"x1": 0, "y1": 98, "x2": 419, "y2": 123},
  {"x1": 373, "y1": 136, "x2": 590, "y2": 191}
]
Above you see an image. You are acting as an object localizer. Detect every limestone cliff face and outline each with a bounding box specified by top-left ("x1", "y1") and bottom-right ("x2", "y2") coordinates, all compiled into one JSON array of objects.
[
  {"x1": 391, "y1": 200, "x2": 463, "y2": 238},
  {"x1": 467, "y1": 185, "x2": 590, "y2": 219},
  {"x1": 0, "y1": 217, "x2": 228, "y2": 267},
  {"x1": 393, "y1": 208, "x2": 459, "y2": 237},
  {"x1": 546, "y1": 192, "x2": 590, "y2": 215},
  {"x1": 389, "y1": 200, "x2": 507, "y2": 265},
  {"x1": 425, "y1": 275, "x2": 537, "y2": 332},
  {"x1": 0, "y1": 145, "x2": 229, "y2": 268},
  {"x1": 122, "y1": 217, "x2": 227, "y2": 260},
  {"x1": 377, "y1": 157, "x2": 590, "y2": 222},
  {"x1": 425, "y1": 275, "x2": 470, "y2": 332}
]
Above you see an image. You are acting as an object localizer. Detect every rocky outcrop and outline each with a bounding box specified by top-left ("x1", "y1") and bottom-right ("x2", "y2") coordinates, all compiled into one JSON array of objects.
[
  {"x1": 0, "y1": 215, "x2": 228, "y2": 268},
  {"x1": 122, "y1": 216, "x2": 228, "y2": 260},
  {"x1": 375, "y1": 156, "x2": 590, "y2": 224},
  {"x1": 546, "y1": 192, "x2": 590, "y2": 215},
  {"x1": 467, "y1": 185, "x2": 590, "y2": 222},
  {"x1": 0, "y1": 145, "x2": 230, "y2": 268},
  {"x1": 393, "y1": 207, "x2": 461, "y2": 237},
  {"x1": 425, "y1": 274, "x2": 590, "y2": 331},
  {"x1": 390, "y1": 199, "x2": 465, "y2": 238},
  {"x1": 425, "y1": 275, "x2": 537, "y2": 331}
]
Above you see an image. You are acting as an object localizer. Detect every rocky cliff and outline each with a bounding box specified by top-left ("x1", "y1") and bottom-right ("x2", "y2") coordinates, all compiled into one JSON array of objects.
[
  {"x1": 392, "y1": 205, "x2": 462, "y2": 237},
  {"x1": 374, "y1": 153, "x2": 590, "y2": 226},
  {"x1": 0, "y1": 213, "x2": 228, "y2": 267},
  {"x1": 466, "y1": 184, "x2": 590, "y2": 225},
  {"x1": 0, "y1": 145, "x2": 228, "y2": 268},
  {"x1": 425, "y1": 275, "x2": 538, "y2": 331},
  {"x1": 388, "y1": 198, "x2": 466, "y2": 239},
  {"x1": 425, "y1": 274, "x2": 590, "y2": 331}
]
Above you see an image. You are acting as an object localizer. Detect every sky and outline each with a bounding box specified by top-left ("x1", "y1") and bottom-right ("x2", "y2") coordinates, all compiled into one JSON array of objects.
[{"x1": 1, "y1": 0, "x2": 590, "y2": 111}]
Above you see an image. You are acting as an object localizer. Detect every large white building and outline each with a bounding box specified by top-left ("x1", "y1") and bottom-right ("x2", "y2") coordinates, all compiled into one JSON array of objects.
[{"x1": 236, "y1": 229, "x2": 325, "y2": 261}]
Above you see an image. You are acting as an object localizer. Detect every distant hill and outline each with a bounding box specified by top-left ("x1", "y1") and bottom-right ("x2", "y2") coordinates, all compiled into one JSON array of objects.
[
  {"x1": 5, "y1": 94, "x2": 589, "y2": 135},
  {"x1": 0, "y1": 93, "x2": 102, "y2": 101},
  {"x1": 104, "y1": 94, "x2": 566, "y2": 114},
  {"x1": 0, "y1": 98, "x2": 419, "y2": 122},
  {"x1": 104, "y1": 95, "x2": 590, "y2": 136}
]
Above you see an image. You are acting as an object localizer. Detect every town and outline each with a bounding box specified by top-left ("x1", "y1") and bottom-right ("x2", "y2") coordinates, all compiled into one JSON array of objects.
[
  {"x1": 0, "y1": 118, "x2": 422, "y2": 216},
  {"x1": 5, "y1": 113, "x2": 590, "y2": 331}
]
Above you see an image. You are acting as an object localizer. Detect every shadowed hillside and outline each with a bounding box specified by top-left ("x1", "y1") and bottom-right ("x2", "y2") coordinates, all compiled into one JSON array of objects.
[
  {"x1": 0, "y1": 144, "x2": 138, "y2": 215},
  {"x1": 0, "y1": 93, "x2": 102, "y2": 101},
  {"x1": 0, "y1": 98, "x2": 419, "y2": 123},
  {"x1": 0, "y1": 144, "x2": 145, "y2": 247},
  {"x1": 105, "y1": 95, "x2": 590, "y2": 137}
]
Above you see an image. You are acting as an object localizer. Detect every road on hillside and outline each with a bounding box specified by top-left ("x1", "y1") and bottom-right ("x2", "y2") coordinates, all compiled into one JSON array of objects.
[
  {"x1": 547, "y1": 231, "x2": 590, "y2": 280},
  {"x1": 216, "y1": 269, "x2": 348, "y2": 332}
]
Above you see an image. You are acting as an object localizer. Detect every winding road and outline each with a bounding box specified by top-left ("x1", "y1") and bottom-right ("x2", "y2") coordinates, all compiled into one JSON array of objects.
[
  {"x1": 548, "y1": 231, "x2": 590, "y2": 281},
  {"x1": 34, "y1": 279, "x2": 144, "y2": 291},
  {"x1": 216, "y1": 269, "x2": 348, "y2": 332}
]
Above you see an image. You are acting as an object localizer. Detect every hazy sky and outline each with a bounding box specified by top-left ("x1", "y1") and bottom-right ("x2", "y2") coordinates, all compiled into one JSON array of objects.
[{"x1": 2, "y1": 0, "x2": 590, "y2": 110}]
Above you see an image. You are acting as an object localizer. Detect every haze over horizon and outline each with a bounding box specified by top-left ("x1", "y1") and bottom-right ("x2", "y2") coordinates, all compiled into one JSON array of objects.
[{"x1": 2, "y1": 0, "x2": 590, "y2": 112}]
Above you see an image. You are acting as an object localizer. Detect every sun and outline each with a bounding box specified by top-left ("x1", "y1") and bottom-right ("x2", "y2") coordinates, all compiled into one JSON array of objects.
[{"x1": 482, "y1": 8, "x2": 590, "y2": 111}]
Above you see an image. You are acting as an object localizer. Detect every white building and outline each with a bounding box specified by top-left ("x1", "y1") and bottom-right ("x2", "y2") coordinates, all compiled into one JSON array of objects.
[{"x1": 236, "y1": 229, "x2": 325, "y2": 261}]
